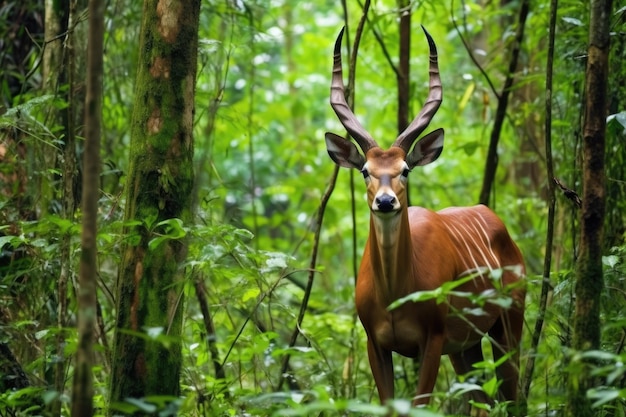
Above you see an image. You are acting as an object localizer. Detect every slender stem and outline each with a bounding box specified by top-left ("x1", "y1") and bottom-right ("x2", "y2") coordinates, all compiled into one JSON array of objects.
[
  {"x1": 71, "y1": 0, "x2": 103, "y2": 414},
  {"x1": 521, "y1": 0, "x2": 558, "y2": 401},
  {"x1": 245, "y1": 9, "x2": 259, "y2": 247},
  {"x1": 345, "y1": 0, "x2": 363, "y2": 399},
  {"x1": 194, "y1": 275, "x2": 226, "y2": 381},
  {"x1": 478, "y1": 0, "x2": 530, "y2": 206}
]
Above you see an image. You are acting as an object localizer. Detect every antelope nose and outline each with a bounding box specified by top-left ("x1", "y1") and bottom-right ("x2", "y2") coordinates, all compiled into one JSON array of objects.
[{"x1": 375, "y1": 194, "x2": 396, "y2": 213}]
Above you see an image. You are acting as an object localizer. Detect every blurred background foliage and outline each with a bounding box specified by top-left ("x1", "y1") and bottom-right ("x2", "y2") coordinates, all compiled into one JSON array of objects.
[{"x1": 0, "y1": 0, "x2": 625, "y2": 415}]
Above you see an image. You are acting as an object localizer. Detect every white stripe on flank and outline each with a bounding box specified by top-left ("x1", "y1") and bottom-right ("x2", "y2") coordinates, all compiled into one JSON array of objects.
[
  {"x1": 472, "y1": 211, "x2": 500, "y2": 266},
  {"x1": 439, "y1": 211, "x2": 500, "y2": 278}
]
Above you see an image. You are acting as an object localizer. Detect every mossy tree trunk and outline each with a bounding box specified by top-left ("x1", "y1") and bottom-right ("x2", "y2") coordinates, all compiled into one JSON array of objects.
[
  {"x1": 109, "y1": 0, "x2": 200, "y2": 413},
  {"x1": 44, "y1": 1, "x2": 89, "y2": 415},
  {"x1": 567, "y1": 0, "x2": 611, "y2": 416}
]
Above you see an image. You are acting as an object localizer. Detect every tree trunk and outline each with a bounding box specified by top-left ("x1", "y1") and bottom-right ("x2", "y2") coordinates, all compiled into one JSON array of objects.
[
  {"x1": 43, "y1": 13, "x2": 69, "y2": 413},
  {"x1": 567, "y1": 0, "x2": 611, "y2": 415},
  {"x1": 71, "y1": 0, "x2": 104, "y2": 415},
  {"x1": 44, "y1": 0, "x2": 88, "y2": 414},
  {"x1": 108, "y1": 0, "x2": 200, "y2": 414}
]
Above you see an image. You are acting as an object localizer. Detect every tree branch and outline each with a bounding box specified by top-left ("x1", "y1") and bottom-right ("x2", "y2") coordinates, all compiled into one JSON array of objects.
[{"x1": 478, "y1": 0, "x2": 531, "y2": 206}]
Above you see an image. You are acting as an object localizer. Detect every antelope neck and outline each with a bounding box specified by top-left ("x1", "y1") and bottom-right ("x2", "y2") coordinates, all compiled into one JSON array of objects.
[{"x1": 369, "y1": 209, "x2": 413, "y2": 304}]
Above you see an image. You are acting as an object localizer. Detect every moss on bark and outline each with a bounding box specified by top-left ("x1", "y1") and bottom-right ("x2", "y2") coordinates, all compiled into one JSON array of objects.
[
  {"x1": 109, "y1": 0, "x2": 200, "y2": 413},
  {"x1": 567, "y1": 1, "x2": 611, "y2": 416}
]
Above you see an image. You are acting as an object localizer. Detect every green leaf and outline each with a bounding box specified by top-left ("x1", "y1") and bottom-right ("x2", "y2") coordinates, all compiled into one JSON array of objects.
[
  {"x1": 124, "y1": 397, "x2": 157, "y2": 413},
  {"x1": 489, "y1": 267, "x2": 503, "y2": 281},
  {"x1": 482, "y1": 375, "x2": 500, "y2": 398},
  {"x1": 148, "y1": 218, "x2": 187, "y2": 250},
  {"x1": 388, "y1": 288, "x2": 441, "y2": 310},
  {"x1": 35, "y1": 329, "x2": 50, "y2": 340},
  {"x1": 143, "y1": 208, "x2": 159, "y2": 229},
  {"x1": 41, "y1": 390, "x2": 61, "y2": 405},
  {"x1": 588, "y1": 388, "x2": 621, "y2": 408},
  {"x1": 562, "y1": 16, "x2": 583, "y2": 26},
  {"x1": 261, "y1": 251, "x2": 292, "y2": 271},
  {"x1": 346, "y1": 402, "x2": 388, "y2": 415},
  {"x1": 603, "y1": 255, "x2": 620, "y2": 269},
  {"x1": 580, "y1": 350, "x2": 618, "y2": 362},
  {"x1": 0, "y1": 234, "x2": 21, "y2": 248},
  {"x1": 157, "y1": 218, "x2": 186, "y2": 239},
  {"x1": 607, "y1": 111, "x2": 626, "y2": 129},
  {"x1": 459, "y1": 141, "x2": 479, "y2": 156},
  {"x1": 148, "y1": 236, "x2": 167, "y2": 251},
  {"x1": 242, "y1": 287, "x2": 260, "y2": 302},
  {"x1": 407, "y1": 408, "x2": 444, "y2": 417},
  {"x1": 486, "y1": 295, "x2": 514, "y2": 309},
  {"x1": 449, "y1": 381, "x2": 483, "y2": 396},
  {"x1": 145, "y1": 327, "x2": 164, "y2": 339},
  {"x1": 388, "y1": 399, "x2": 411, "y2": 416},
  {"x1": 469, "y1": 399, "x2": 491, "y2": 411},
  {"x1": 458, "y1": 82, "x2": 475, "y2": 112},
  {"x1": 607, "y1": 365, "x2": 626, "y2": 385},
  {"x1": 462, "y1": 307, "x2": 488, "y2": 316}
]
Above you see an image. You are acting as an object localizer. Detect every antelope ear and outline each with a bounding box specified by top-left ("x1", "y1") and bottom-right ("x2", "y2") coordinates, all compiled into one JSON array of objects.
[
  {"x1": 406, "y1": 128, "x2": 444, "y2": 168},
  {"x1": 325, "y1": 132, "x2": 366, "y2": 169}
]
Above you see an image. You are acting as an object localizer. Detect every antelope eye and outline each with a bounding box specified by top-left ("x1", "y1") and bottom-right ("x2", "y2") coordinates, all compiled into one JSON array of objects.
[
  {"x1": 361, "y1": 168, "x2": 370, "y2": 179},
  {"x1": 401, "y1": 168, "x2": 410, "y2": 178}
]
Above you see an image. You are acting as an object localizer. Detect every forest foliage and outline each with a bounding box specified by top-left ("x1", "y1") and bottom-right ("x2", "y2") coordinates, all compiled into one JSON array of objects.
[{"x1": 1, "y1": 0, "x2": 625, "y2": 416}]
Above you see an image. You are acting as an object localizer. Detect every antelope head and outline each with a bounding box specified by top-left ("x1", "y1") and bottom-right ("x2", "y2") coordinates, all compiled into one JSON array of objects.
[{"x1": 325, "y1": 27, "x2": 445, "y2": 219}]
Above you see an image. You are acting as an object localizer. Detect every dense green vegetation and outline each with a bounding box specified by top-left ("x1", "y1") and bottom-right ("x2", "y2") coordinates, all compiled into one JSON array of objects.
[{"x1": 0, "y1": 0, "x2": 625, "y2": 416}]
